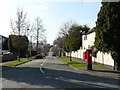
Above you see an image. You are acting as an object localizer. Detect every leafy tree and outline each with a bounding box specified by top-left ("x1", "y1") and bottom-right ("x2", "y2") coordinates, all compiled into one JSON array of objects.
[
  {"x1": 64, "y1": 24, "x2": 90, "y2": 61},
  {"x1": 8, "y1": 35, "x2": 29, "y2": 60},
  {"x1": 64, "y1": 25, "x2": 82, "y2": 61},
  {"x1": 94, "y1": 2, "x2": 120, "y2": 70}
]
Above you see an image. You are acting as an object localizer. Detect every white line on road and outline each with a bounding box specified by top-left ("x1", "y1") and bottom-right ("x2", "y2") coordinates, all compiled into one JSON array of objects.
[
  {"x1": 40, "y1": 67, "x2": 44, "y2": 74},
  {"x1": 39, "y1": 59, "x2": 47, "y2": 74}
]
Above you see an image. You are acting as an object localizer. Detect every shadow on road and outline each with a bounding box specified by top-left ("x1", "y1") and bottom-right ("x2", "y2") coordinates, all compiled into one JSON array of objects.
[
  {"x1": 91, "y1": 69, "x2": 120, "y2": 74},
  {"x1": 2, "y1": 65, "x2": 120, "y2": 88}
]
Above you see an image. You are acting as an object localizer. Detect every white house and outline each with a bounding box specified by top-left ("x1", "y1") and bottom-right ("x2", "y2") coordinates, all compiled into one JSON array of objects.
[
  {"x1": 66, "y1": 28, "x2": 114, "y2": 67},
  {"x1": 0, "y1": 35, "x2": 6, "y2": 54},
  {"x1": 82, "y1": 29, "x2": 114, "y2": 67}
]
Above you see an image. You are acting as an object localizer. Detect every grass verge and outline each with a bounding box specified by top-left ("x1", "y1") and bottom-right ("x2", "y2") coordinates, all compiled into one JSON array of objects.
[
  {"x1": 3, "y1": 57, "x2": 34, "y2": 66},
  {"x1": 97, "y1": 63, "x2": 113, "y2": 70},
  {"x1": 57, "y1": 57, "x2": 86, "y2": 67}
]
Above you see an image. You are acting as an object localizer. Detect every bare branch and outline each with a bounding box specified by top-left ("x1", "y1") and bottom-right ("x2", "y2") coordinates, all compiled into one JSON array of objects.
[
  {"x1": 59, "y1": 20, "x2": 78, "y2": 37},
  {"x1": 10, "y1": 8, "x2": 29, "y2": 36},
  {"x1": 31, "y1": 17, "x2": 46, "y2": 53}
]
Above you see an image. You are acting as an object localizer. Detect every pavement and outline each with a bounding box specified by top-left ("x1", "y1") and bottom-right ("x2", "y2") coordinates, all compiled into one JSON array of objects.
[
  {"x1": 67, "y1": 57, "x2": 120, "y2": 80},
  {"x1": 0, "y1": 56, "x2": 120, "y2": 88}
]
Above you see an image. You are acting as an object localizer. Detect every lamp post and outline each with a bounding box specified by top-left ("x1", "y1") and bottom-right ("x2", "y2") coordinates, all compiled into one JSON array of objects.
[
  {"x1": 27, "y1": 29, "x2": 30, "y2": 37},
  {"x1": 30, "y1": 36, "x2": 32, "y2": 57}
]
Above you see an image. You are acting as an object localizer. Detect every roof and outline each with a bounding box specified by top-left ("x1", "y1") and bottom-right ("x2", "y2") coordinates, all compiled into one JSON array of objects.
[
  {"x1": 84, "y1": 27, "x2": 95, "y2": 35},
  {"x1": 0, "y1": 35, "x2": 7, "y2": 38}
]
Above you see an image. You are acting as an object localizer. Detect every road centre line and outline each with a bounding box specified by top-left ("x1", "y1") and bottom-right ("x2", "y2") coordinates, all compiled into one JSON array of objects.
[
  {"x1": 40, "y1": 66, "x2": 44, "y2": 74},
  {"x1": 39, "y1": 59, "x2": 47, "y2": 74}
]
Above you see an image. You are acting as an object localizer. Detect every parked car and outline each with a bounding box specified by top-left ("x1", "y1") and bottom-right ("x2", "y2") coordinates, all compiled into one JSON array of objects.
[
  {"x1": 2, "y1": 51, "x2": 12, "y2": 55},
  {"x1": 35, "y1": 54, "x2": 44, "y2": 59},
  {"x1": 41, "y1": 53, "x2": 45, "y2": 57},
  {"x1": 52, "y1": 53, "x2": 56, "y2": 56}
]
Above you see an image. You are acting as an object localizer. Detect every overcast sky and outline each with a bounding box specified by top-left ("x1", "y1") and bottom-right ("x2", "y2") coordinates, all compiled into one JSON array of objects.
[{"x1": 0, "y1": 0, "x2": 102, "y2": 45}]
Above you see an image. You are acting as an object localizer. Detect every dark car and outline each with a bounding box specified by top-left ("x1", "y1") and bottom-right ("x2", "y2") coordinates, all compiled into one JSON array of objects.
[
  {"x1": 41, "y1": 53, "x2": 45, "y2": 57},
  {"x1": 52, "y1": 53, "x2": 56, "y2": 56},
  {"x1": 35, "y1": 54, "x2": 44, "y2": 59},
  {"x1": 2, "y1": 51, "x2": 11, "y2": 55}
]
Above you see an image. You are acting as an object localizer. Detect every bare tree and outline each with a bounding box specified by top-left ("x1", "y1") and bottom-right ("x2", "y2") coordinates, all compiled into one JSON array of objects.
[
  {"x1": 31, "y1": 17, "x2": 46, "y2": 53},
  {"x1": 50, "y1": 45, "x2": 59, "y2": 55},
  {"x1": 59, "y1": 20, "x2": 78, "y2": 37},
  {"x1": 53, "y1": 36, "x2": 64, "y2": 56},
  {"x1": 53, "y1": 20, "x2": 78, "y2": 56},
  {"x1": 10, "y1": 8, "x2": 30, "y2": 36}
]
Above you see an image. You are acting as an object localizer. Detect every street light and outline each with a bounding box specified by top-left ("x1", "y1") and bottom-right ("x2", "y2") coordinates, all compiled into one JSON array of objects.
[
  {"x1": 30, "y1": 36, "x2": 32, "y2": 57},
  {"x1": 27, "y1": 29, "x2": 30, "y2": 37}
]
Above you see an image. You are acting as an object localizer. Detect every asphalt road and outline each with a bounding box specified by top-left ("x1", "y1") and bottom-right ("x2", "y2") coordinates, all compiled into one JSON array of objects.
[{"x1": 1, "y1": 56, "x2": 120, "y2": 88}]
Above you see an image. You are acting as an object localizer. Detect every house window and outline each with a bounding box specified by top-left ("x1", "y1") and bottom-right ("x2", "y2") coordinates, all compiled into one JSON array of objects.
[{"x1": 88, "y1": 45, "x2": 90, "y2": 48}]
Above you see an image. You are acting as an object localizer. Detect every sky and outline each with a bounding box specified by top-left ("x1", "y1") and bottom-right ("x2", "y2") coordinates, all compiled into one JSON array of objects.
[{"x1": 0, "y1": 0, "x2": 102, "y2": 45}]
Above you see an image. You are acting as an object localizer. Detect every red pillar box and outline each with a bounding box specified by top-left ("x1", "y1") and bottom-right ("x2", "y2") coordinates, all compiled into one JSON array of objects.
[
  {"x1": 86, "y1": 49, "x2": 92, "y2": 70},
  {"x1": 83, "y1": 51, "x2": 87, "y2": 60},
  {"x1": 83, "y1": 52, "x2": 85, "y2": 60}
]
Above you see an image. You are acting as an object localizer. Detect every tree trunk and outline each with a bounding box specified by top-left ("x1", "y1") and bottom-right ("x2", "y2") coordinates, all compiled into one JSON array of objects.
[
  {"x1": 18, "y1": 50, "x2": 20, "y2": 61},
  {"x1": 59, "y1": 48, "x2": 62, "y2": 57},
  {"x1": 70, "y1": 51, "x2": 72, "y2": 61},
  {"x1": 114, "y1": 60, "x2": 120, "y2": 71},
  {"x1": 111, "y1": 52, "x2": 120, "y2": 71}
]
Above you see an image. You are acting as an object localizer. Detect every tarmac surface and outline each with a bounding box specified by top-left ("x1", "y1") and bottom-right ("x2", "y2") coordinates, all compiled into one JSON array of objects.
[{"x1": 0, "y1": 56, "x2": 120, "y2": 89}]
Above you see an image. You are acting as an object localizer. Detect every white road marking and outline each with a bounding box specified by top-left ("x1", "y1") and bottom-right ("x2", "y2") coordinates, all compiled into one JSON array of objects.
[
  {"x1": 41, "y1": 64, "x2": 43, "y2": 66},
  {"x1": 40, "y1": 66, "x2": 44, "y2": 74},
  {"x1": 39, "y1": 59, "x2": 47, "y2": 74}
]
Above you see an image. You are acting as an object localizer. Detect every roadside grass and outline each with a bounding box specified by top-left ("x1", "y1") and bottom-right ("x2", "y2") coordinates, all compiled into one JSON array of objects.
[
  {"x1": 72, "y1": 58, "x2": 86, "y2": 62},
  {"x1": 57, "y1": 57, "x2": 87, "y2": 67},
  {"x1": 3, "y1": 57, "x2": 34, "y2": 66},
  {"x1": 97, "y1": 63, "x2": 113, "y2": 70},
  {"x1": 73, "y1": 58, "x2": 82, "y2": 60},
  {"x1": 72, "y1": 57, "x2": 113, "y2": 70}
]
